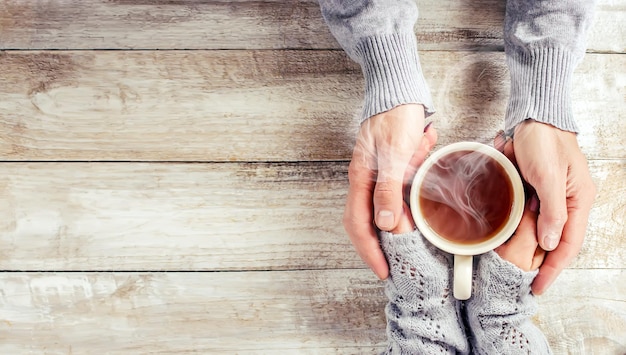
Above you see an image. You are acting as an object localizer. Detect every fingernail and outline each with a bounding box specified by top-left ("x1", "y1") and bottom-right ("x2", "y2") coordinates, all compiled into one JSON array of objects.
[
  {"x1": 424, "y1": 121, "x2": 433, "y2": 132},
  {"x1": 543, "y1": 233, "x2": 559, "y2": 251},
  {"x1": 376, "y1": 210, "x2": 395, "y2": 230},
  {"x1": 528, "y1": 194, "x2": 540, "y2": 213}
]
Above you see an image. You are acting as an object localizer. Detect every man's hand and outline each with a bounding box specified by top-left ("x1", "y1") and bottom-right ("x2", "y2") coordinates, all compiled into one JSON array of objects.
[
  {"x1": 495, "y1": 135, "x2": 545, "y2": 272},
  {"x1": 513, "y1": 120, "x2": 596, "y2": 294},
  {"x1": 343, "y1": 104, "x2": 435, "y2": 279}
]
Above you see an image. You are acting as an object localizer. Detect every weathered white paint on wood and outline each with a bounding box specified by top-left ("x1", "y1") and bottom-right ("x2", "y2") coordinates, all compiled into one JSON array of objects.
[
  {"x1": 0, "y1": 0, "x2": 622, "y2": 52},
  {"x1": 1, "y1": 51, "x2": 623, "y2": 161},
  {"x1": 0, "y1": 269, "x2": 623, "y2": 354},
  {"x1": 536, "y1": 269, "x2": 626, "y2": 355},
  {"x1": 0, "y1": 50, "x2": 360, "y2": 162},
  {"x1": 0, "y1": 162, "x2": 351, "y2": 271},
  {"x1": 0, "y1": 161, "x2": 623, "y2": 271},
  {"x1": 1, "y1": 0, "x2": 623, "y2": 352}
]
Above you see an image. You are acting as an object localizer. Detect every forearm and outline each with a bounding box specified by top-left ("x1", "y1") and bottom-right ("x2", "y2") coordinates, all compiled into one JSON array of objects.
[
  {"x1": 318, "y1": 0, "x2": 434, "y2": 122},
  {"x1": 465, "y1": 251, "x2": 552, "y2": 354},
  {"x1": 380, "y1": 230, "x2": 470, "y2": 354},
  {"x1": 504, "y1": 0, "x2": 597, "y2": 134}
]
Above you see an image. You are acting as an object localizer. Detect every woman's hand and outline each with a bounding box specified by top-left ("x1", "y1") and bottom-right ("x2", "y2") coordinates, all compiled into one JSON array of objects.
[{"x1": 343, "y1": 105, "x2": 436, "y2": 279}]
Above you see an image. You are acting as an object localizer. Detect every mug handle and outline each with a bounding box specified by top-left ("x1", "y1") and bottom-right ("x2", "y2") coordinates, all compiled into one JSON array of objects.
[{"x1": 453, "y1": 254, "x2": 473, "y2": 300}]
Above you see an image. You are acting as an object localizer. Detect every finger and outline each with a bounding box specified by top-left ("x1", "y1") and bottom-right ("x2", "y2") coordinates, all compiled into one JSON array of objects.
[
  {"x1": 531, "y1": 212, "x2": 585, "y2": 295},
  {"x1": 513, "y1": 126, "x2": 569, "y2": 252},
  {"x1": 344, "y1": 149, "x2": 389, "y2": 280},
  {"x1": 494, "y1": 130, "x2": 506, "y2": 152},
  {"x1": 503, "y1": 140, "x2": 539, "y2": 199},
  {"x1": 502, "y1": 138, "x2": 517, "y2": 167},
  {"x1": 495, "y1": 198, "x2": 541, "y2": 271},
  {"x1": 417, "y1": 123, "x2": 438, "y2": 164},
  {"x1": 532, "y1": 247, "x2": 547, "y2": 274},
  {"x1": 374, "y1": 141, "x2": 418, "y2": 232},
  {"x1": 344, "y1": 197, "x2": 390, "y2": 280},
  {"x1": 390, "y1": 202, "x2": 416, "y2": 234},
  {"x1": 344, "y1": 190, "x2": 390, "y2": 280},
  {"x1": 534, "y1": 171, "x2": 568, "y2": 251},
  {"x1": 403, "y1": 124, "x2": 439, "y2": 196},
  {"x1": 526, "y1": 194, "x2": 547, "y2": 270},
  {"x1": 532, "y1": 173, "x2": 595, "y2": 294}
]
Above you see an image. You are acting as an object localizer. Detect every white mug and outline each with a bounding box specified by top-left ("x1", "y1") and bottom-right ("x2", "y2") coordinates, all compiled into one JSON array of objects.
[{"x1": 409, "y1": 142, "x2": 525, "y2": 300}]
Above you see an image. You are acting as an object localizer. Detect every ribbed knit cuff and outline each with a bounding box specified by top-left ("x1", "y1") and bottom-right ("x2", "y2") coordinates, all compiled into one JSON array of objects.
[
  {"x1": 354, "y1": 33, "x2": 434, "y2": 123},
  {"x1": 505, "y1": 47, "x2": 579, "y2": 135}
]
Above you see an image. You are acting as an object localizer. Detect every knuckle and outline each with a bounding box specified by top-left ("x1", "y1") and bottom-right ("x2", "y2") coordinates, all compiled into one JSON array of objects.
[
  {"x1": 347, "y1": 161, "x2": 360, "y2": 181},
  {"x1": 347, "y1": 160, "x2": 375, "y2": 186},
  {"x1": 545, "y1": 212, "x2": 568, "y2": 227},
  {"x1": 569, "y1": 172, "x2": 597, "y2": 207},
  {"x1": 529, "y1": 168, "x2": 561, "y2": 188},
  {"x1": 373, "y1": 180, "x2": 400, "y2": 204},
  {"x1": 556, "y1": 237, "x2": 582, "y2": 261}
]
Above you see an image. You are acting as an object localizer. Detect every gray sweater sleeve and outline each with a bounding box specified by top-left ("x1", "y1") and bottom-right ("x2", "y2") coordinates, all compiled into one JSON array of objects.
[
  {"x1": 318, "y1": 0, "x2": 434, "y2": 122},
  {"x1": 380, "y1": 230, "x2": 552, "y2": 354},
  {"x1": 380, "y1": 230, "x2": 470, "y2": 354},
  {"x1": 319, "y1": 0, "x2": 596, "y2": 132},
  {"x1": 504, "y1": 0, "x2": 597, "y2": 134},
  {"x1": 465, "y1": 251, "x2": 552, "y2": 354}
]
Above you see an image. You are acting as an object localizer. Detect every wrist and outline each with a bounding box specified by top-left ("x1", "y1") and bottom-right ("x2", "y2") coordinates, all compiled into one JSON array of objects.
[
  {"x1": 468, "y1": 251, "x2": 537, "y2": 312},
  {"x1": 354, "y1": 33, "x2": 434, "y2": 123},
  {"x1": 505, "y1": 47, "x2": 580, "y2": 135},
  {"x1": 380, "y1": 230, "x2": 469, "y2": 353}
]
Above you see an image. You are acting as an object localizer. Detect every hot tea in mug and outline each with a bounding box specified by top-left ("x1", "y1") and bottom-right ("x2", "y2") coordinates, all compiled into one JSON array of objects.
[
  {"x1": 418, "y1": 150, "x2": 514, "y2": 245},
  {"x1": 410, "y1": 142, "x2": 525, "y2": 300}
]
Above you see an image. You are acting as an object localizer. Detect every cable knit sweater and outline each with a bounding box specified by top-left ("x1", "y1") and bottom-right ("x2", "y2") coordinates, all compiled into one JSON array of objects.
[{"x1": 318, "y1": 0, "x2": 596, "y2": 134}]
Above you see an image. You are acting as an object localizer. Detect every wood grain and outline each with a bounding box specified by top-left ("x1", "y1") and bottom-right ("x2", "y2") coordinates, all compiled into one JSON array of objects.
[
  {"x1": 0, "y1": 161, "x2": 623, "y2": 271},
  {"x1": 0, "y1": 50, "x2": 361, "y2": 162},
  {"x1": 0, "y1": 0, "x2": 622, "y2": 53},
  {"x1": 0, "y1": 269, "x2": 623, "y2": 354},
  {"x1": 0, "y1": 162, "x2": 352, "y2": 271},
  {"x1": 1, "y1": 51, "x2": 623, "y2": 161},
  {"x1": 1, "y1": 0, "x2": 623, "y2": 352}
]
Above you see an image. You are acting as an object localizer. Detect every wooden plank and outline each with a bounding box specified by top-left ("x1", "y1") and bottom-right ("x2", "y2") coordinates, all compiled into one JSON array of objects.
[
  {"x1": 0, "y1": 0, "x2": 622, "y2": 53},
  {"x1": 0, "y1": 270, "x2": 387, "y2": 353},
  {"x1": 0, "y1": 162, "x2": 354, "y2": 271},
  {"x1": 0, "y1": 0, "x2": 338, "y2": 50},
  {"x1": 0, "y1": 50, "x2": 361, "y2": 162},
  {"x1": 0, "y1": 160, "x2": 623, "y2": 271},
  {"x1": 1, "y1": 51, "x2": 623, "y2": 161},
  {"x1": 535, "y1": 269, "x2": 626, "y2": 355},
  {"x1": 0, "y1": 269, "x2": 623, "y2": 353}
]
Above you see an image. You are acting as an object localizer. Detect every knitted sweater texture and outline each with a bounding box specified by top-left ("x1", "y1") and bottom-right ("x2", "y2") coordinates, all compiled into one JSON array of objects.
[
  {"x1": 380, "y1": 230, "x2": 551, "y2": 354},
  {"x1": 318, "y1": 0, "x2": 596, "y2": 134},
  {"x1": 318, "y1": 2, "x2": 595, "y2": 352}
]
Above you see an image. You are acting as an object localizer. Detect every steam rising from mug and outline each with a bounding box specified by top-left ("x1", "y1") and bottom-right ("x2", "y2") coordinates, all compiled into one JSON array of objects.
[
  {"x1": 410, "y1": 142, "x2": 524, "y2": 300},
  {"x1": 419, "y1": 150, "x2": 513, "y2": 244}
]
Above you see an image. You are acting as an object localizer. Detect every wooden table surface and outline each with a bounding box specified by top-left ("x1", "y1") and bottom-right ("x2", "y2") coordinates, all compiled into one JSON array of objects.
[{"x1": 1, "y1": 1, "x2": 624, "y2": 354}]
